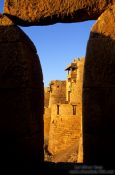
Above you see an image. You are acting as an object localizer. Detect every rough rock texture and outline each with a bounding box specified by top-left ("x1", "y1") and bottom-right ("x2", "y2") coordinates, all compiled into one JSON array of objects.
[
  {"x1": 51, "y1": 143, "x2": 78, "y2": 163},
  {"x1": 0, "y1": 14, "x2": 13, "y2": 25},
  {"x1": 49, "y1": 80, "x2": 66, "y2": 107},
  {"x1": 0, "y1": 16, "x2": 44, "y2": 172},
  {"x1": 77, "y1": 136, "x2": 83, "y2": 163},
  {"x1": 83, "y1": 4, "x2": 115, "y2": 167},
  {"x1": 44, "y1": 87, "x2": 50, "y2": 107},
  {"x1": 4, "y1": 0, "x2": 114, "y2": 26},
  {"x1": 44, "y1": 107, "x2": 51, "y2": 144},
  {"x1": 48, "y1": 115, "x2": 80, "y2": 162}
]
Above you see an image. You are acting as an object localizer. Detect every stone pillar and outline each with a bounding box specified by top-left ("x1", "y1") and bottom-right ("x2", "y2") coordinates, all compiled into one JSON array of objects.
[
  {"x1": 83, "y1": 4, "x2": 115, "y2": 169},
  {"x1": 0, "y1": 16, "x2": 44, "y2": 173}
]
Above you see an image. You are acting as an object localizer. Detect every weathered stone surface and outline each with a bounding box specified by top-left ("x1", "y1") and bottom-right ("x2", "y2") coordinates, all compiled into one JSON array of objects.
[
  {"x1": 48, "y1": 115, "x2": 81, "y2": 155},
  {"x1": 52, "y1": 143, "x2": 78, "y2": 163},
  {"x1": 77, "y1": 136, "x2": 83, "y2": 163},
  {"x1": 4, "y1": 0, "x2": 114, "y2": 26},
  {"x1": 44, "y1": 107, "x2": 51, "y2": 143},
  {"x1": 44, "y1": 87, "x2": 50, "y2": 107},
  {"x1": 83, "y1": 88, "x2": 115, "y2": 134},
  {"x1": 49, "y1": 80, "x2": 66, "y2": 107},
  {"x1": 83, "y1": 4, "x2": 115, "y2": 167},
  {"x1": 84, "y1": 4, "x2": 115, "y2": 88},
  {"x1": 0, "y1": 17, "x2": 44, "y2": 171},
  {"x1": 44, "y1": 59, "x2": 84, "y2": 162},
  {"x1": 0, "y1": 14, "x2": 13, "y2": 25}
]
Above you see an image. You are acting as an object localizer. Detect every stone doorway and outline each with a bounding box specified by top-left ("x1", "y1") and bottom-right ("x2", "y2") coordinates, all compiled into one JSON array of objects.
[
  {"x1": 0, "y1": 0, "x2": 115, "y2": 174},
  {"x1": 20, "y1": 21, "x2": 95, "y2": 164}
]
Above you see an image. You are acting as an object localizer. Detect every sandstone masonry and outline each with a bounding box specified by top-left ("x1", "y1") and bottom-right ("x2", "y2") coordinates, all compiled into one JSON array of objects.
[{"x1": 44, "y1": 58, "x2": 84, "y2": 163}]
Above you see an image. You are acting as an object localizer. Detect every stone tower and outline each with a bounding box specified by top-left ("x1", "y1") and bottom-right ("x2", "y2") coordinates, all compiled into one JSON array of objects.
[
  {"x1": 49, "y1": 80, "x2": 66, "y2": 107},
  {"x1": 45, "y1": 58, "x2": 84, "y2": 162}
]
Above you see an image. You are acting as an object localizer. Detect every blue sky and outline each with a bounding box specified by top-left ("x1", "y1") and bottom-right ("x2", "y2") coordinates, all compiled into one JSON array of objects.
[{"x1": 0, "y1": 0, "x2": 95, "y2": 86}]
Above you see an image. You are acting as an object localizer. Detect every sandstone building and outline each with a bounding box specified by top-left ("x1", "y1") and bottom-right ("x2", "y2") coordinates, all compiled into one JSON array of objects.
[{"x1": 44, "y1": 57, "x2": 84, "y2": 162}]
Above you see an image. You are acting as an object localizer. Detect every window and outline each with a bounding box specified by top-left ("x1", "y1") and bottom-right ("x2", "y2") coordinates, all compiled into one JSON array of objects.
[
  {"x1": 68, "y1": 91, "x2": 71, "y2": 102},
  {"x1": 57, "y1": 105, "x2": 60, "y2": 115},
  {"x1": 73, "y1": 105, "x2": 76, "y2": 115}
]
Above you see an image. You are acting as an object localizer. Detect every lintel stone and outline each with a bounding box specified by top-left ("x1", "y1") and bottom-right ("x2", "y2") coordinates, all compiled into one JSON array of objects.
[{"x1": 4, "y1": 0, "x2": 114, "y2": 26}]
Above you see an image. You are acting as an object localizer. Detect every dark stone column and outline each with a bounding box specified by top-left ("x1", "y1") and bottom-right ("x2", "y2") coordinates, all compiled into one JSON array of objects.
[
  {"x1": 83, "y1": 4, "x2": 115, "y2": 170},
  {"x1": 0, "y1": 17, "x2": 44, "y2": 174}
]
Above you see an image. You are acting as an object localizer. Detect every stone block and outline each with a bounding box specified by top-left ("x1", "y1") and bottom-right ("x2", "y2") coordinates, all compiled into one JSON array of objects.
[
  {"x1": 0, "y1": 27, "x2": 43, "y2": 88},
  {"x1": 84, "y1": 37, "x2": 115, "y2": 87},
  {"x1": 84, "y1": 5, "x2": 115, "y2": 88},
  {"x1": 4, "y1": 0, "x2": 114, "y2": 26}
]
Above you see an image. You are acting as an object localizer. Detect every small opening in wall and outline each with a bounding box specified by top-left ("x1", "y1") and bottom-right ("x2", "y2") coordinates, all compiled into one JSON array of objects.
[
  {"x1": 68, "y1": 91, "x2": 71, "y2": 103},
  {"x1": 57, "y1": 104, "x2": 60, "y2": 115},
  {"x1": 21, "y1": 20, "x2": 96, "y2": 165},
  {"x1": 73, "y1": 105, "x2": 76, "y2": 115}
]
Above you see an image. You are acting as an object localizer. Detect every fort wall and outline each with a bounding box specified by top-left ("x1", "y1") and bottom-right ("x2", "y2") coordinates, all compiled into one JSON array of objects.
[
  {"x1": 44, "y1": 87, "x2": 50, "y2": 107},
  {"x1": 49, "y1": 80, "x2": 66, "y2": 107},
  {"x1": 51, "y1": 104, "x2": 77, "y2": 117},
  {"x1": 44, "y1": 107, "x2": 51, "y2": 144},
  {"x1": 48, "y1": 114, "x2": 81, "y2": 155},
  {"x1": 44, "y1": 58, "x2": 85, "y2": 162}
]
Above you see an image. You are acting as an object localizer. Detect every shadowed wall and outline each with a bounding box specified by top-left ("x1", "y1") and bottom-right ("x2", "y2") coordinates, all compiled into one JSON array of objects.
[
  {"x1": 0, "y1": 16, "x2": 44, "y2": 173},
  {"x1": 83, "y1": 4, "x2": 115, "y2": 168}
]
